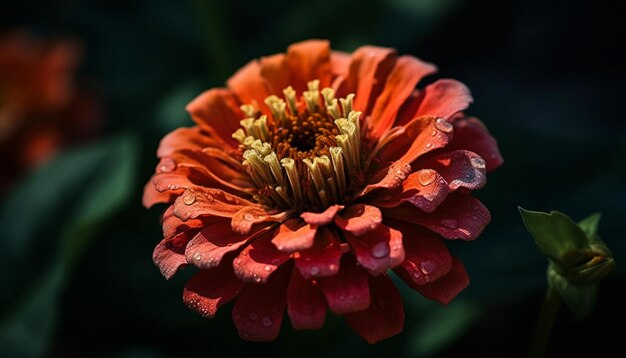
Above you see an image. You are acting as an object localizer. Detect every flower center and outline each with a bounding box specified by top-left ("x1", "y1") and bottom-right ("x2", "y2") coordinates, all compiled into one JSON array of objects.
[{"x1": 232, "y1": 80, "x2": 363, "y2": 212}]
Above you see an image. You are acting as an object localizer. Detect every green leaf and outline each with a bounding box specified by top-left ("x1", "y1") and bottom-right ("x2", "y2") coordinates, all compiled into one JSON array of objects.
[
  {"x1": 547, "y1": 264, "x2": 598, "y2": 319},
  {"x1": 577, "y1": 212, "x2": 602, "y2": 241},
  {"x1": 0, "y1": 135, "x2": 137, "y2": 357},
  {"x1": 518, "y1": 207, "x2": 589, "y2": 265}
]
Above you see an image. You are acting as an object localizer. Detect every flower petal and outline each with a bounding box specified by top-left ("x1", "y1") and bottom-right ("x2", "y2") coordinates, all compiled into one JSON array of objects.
[
  {"x1": 317, "y1": 255, "x2": 370, "y2": 314},
  {"x1": 271, "y1": 218, "x2": 317, "y2": 253},
  {"x1": 185, "y1": 88, "x2": 242, "y2": 147},
  {"x1": 142, "y1": 179, "x2": 177, "y2": 208},
  {"x1": 227, "y1": 60, "x2": 271, "y2": 107},
  {"x1": 287, "y1": 268, "x2": 327, "y2": 330},
  {"x1": 334, "y1": 204, "x2": 383, "y2": 237},
  {"x1": 391, "y1": 220, "x2": 452, "y2": 285},
  {"x1": 369, "y1": 169, "x2": 449, "y2": 213},
  {"x1": 259, "y1": 53, "x2": 290, "y2": 96},
  {"x1": 344, "y1": 224, "x2": 405, "y2": 275},
  {"x1": 233, "y1": 230, "x2": 290, "y2": 284},
  {"x1": 286, "y1": 39, "x2": 332, "y2": 92},
  {"x1": 231, "y1": 205, "x2": 289, "y2": 235},
  {"x1": 300, "y1": 204, "x2": 343, "y2": 226},
  {"x1": 162, "y1": 205, "x2": 219, "y2": 239},
  {"x1": 336, "y1": 46, "x2": 397, "y2": 114},
  {"x1": 156, "y1": 126, "x2": 221, "y2": 158},
  {"x1": 185, "y1": 221, "x2": 257, "y2": 269},
  {"x1": 152, "y1": 231, "x2": 195, "y2": 279},
  {"x1": 183, "y1": 264, "x2": 244, "y2": 319},
  {"x1": 295, "y1": 226, "x2": 342, "y2": 279},
  {"x1": 409, "y1": 257, "x2": 469, "y2": 304},
  {"x1": 448, "y1": 116, "x2": 503, "y2": 172},
  {"x1": 421, "y1": 150, "x2": 487, "y2": 191},
  {"x1": 172, "y1": 187, "x2": 258, "y2": 221},
  {"x1": 344, "y1": 274, "x2": 404, "y2": 344},
  {"x1": 414, "y1": 79, "x2": 473, "y2": 119},
  {"x1": 383, "y1": 193, "x2": 491, "y2": 240},
  {"x1": 330, "y1": 50, "x2": 350, "y2": 76},
  {"x1": 369, "y1": 55, "x2": 436, "y2": 139},
  {"x1": 232, "y1": 265, "x2": 290, "y2": 341}
]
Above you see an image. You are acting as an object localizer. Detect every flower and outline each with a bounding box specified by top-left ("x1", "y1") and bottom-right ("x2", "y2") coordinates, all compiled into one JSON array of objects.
[
  {"x1": 143, "y1": 39, "x2": 503, "y2": 343},
  {"x1": 0, "y1": 31, "x2": 101, "y2": 192}
]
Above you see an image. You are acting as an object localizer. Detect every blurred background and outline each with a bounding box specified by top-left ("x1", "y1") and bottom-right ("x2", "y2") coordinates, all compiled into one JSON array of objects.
[{"x1": 1, "y1": 0, "x2": 625, "y2": 357}]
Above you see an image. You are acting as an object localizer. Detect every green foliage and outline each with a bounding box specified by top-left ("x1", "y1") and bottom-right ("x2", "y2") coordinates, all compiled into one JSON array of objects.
[{"x1": 0, "y1": 135, "x2": 137, "y2": 357}]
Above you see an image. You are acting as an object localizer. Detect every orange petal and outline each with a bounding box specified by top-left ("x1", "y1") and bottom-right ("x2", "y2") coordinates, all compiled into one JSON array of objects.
[
  {"x1": 407, "y1": 257, "x2": 469, "y2": 305},
  {"x1": 300, "y1": 204, "x2": 344, "y2": 226},
  {"x1": 185, "y1": 88, "x2": 242, "y2": 148},
  {"x1": 369, "y1": 55, "x2": 436, "y2": 139},
  {"x1": 334, "y1": 204, "x2": 383, "y2": 237},
  {"x1": 295, "y1": 227, "x2": 342, "y2": 279},
  {"x1": 233, "y1": 230, "x2": 290, "y2": 284},
  {"x1": 414, "y1": 79, "x2": 473, "y2": 119},
  {"x1": 344, "y1": 224, "x2": 405, "y2": 276},
  {"x1": 227, "y1": 59, "x2": 271, "y2": 107},
  {"x1": 173, "y1": 187, "x2": 258, "y2": 221},
  {"x1": 369, "y1": 169, "x2": 449, "y2": 212},
  {"x1": 286, "y1": 39, "x2": 332, "y2": 92},
  {"x1": 142, "y1": 178, "x2": 177, "y2": 208},
  {"x1": 185, "y1": 221, "x2": 255, "y2": 269},
  {"x1": 447, "y1": 116, "x2": 503, "y2": 172},
  {"x1": 259, "y1": 53, "x2": 290, "y2": 96},
  {"x1": 152, "y1": 231, "x2": 195, "y2": 279},
  {"x1": 271, "y1": 218, "x2": 317, "y2": 253},
  {"x1": 156, "y1": 126, "x2": 221, "y2": 158},
  {"x1": 183, "y1": 264, "x2": 244, "y2": 319}
]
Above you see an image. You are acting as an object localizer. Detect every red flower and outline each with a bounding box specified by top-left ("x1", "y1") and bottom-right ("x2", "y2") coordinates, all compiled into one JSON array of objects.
[
  {"x1": 144, "y1": 40, "x2": 502, "y2": 343},
  {"x1": 0, "y1": 31, "x2": 101, "y2": 192}
]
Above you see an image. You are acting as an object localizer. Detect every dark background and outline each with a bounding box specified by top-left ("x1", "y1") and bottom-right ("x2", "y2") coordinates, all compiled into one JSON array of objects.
[{"x1": 1, "y1": 0, "x2": 625, "y2": 357}]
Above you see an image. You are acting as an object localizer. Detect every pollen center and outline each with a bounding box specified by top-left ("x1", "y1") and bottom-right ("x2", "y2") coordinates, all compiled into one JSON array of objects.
[{"x1": 232, "y1": 80, "x2": 363, "y2": 212}]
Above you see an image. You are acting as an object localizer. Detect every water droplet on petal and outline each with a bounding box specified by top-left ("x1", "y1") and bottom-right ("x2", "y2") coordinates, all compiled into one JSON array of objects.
[
  {"x1": 234, "y1": 258, "x2": 241, "y2": 265},
  {"x1": 249, "y1": 312, "x2": 258, "y2": 320},
  {"x1": 183, "y1": 193, "x2": 196, "y2": 205},
  {"x1": 470, "y1": 156, "x2": 486, "y2": 169},
  {"x1": 440, "y1": 219, "x2": 459, "y2": 229},
  {"x1": 340, "y1": 243, "x2": 350, "y2": 253},
  {"x1": 329, "y1": 264, "x2": 337, "y2": 271},
  {"x1": 472, "y1": 215, "x2": 478, "y2": 221},
  {"x1": 158, "y1": 158, "x2": 177, "y2": 173},
  {"x1": 264, "y1": 265, "x2": 272, "y2": 272},
  {"x1": 262, "y1": 317, "x2": 274, "y2": 327},
  {"x1": 435, "y1": 117, "x2": 453, "y2": 133},
  {"x1": 420, "y1": 260, "x2": 436, "y2": 275},
  {"x1": 425, "y1": 142, "x2": 433, "y2": 149},
  {"x1": 310, "y1": 266, "x2": 320, "y2": 276},
  {"x1": 418, "y1": 169, "x2": 437, "y2": 186},
  {"x1": 243, "y1": 212, "x2": 255, "y2": 221},
  {"x1": 431, "y1": 130, "x2": 437, "y2": 137},
  {"x1": 424, "y1": 275, "x2": 431, "y2": 282},
  {"x1": 372, "y1": 242, "x2": 390, "y2": 259},
  {"x1": 193, "y1": 252, "x2": 202, "y2": 261}
]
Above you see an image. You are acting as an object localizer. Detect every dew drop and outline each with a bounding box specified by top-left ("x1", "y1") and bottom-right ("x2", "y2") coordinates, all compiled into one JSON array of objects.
[
  {"x1": 158, "y1": 157, "x2": 177, "y2": 173},
  {"x1": 418, "y1": 169, "x2": 437, "y2": 186},
  {"x1": 183, "y1": 193, "x2": 196, "y2": 205},
  {"x1": 310, "y1": 266, "x2": 320, "y2": 276},
  {"x1": 431, "y1": 130, "x2": 437, "y2": 137},
  {"x1": 435, "y1": 117, "x2": 453, "y2": 133},
  {"x1": 329, "y1": 264, "x2": 337, "y2": 271},
  {"x1": 193, "y1": 252, "x2": 202, "y2": 261},
  {"x1": 234, "y1": 258, "x2": 241, "y2": 265},
  {"x1": 340, "y1": 243, "x2": 350, "y2": 253},
  {"x1": 425, "y1": 142, "x2": 433, "y2": 149},
  {"x1": 249, "y1": 312, "x2": 258, "y2": 320},
  {"x1": 261, "y1": 317, "x2": 274, "y2": 327},
  {"x1": 470, "y1": 156, "x2": 486, "y2": 169},
  {"x1": 424, "y1": 275, "x2": 431, "y2": 282},
  {"x1": 243, "y1": 212, "x2": 255, "y2": 221},
  {"x1": 264, "y1": 265, "x2": 272, "y2": 272},
  {"x1": 420, "y1": 260, "x2": 436, "y2": 275},
  {"x1": 472, "y1": 215, "x2": 478, "y2": 221},
  {"x1": 440, "y1": 219, "x2": 459, "y2": 229},
  {"x1": 372, "y1": 242, "x2": 390, "y2": 259}
]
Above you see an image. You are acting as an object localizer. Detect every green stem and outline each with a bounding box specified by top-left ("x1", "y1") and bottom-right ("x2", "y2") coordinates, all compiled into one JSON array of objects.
[{"x1": 528, "y1": 285, "x2": 561, "y2": 358}]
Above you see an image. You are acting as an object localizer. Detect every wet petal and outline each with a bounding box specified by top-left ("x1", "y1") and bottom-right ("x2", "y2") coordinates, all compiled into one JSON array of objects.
[
  {"x1": 183, "y1": 264, "x2": 244, "y2": 319},
  {"x1": 369, "y1": 55, "x2": 436, "y2": 139},
  {"x1": 369, "y1": 169, "x2": 449, "y2": 213},
  {"x1": 414, "y1": 79, "x2": 473, "y2": 119},
  {"x1": 227, "y1": 60, "x2": 271, "y2": 107},
  {"x1": 300, "y1": 205, "x2": 343, "y2": 226},
  {"x1": 334, "y1": 204, "x2": 383, "y2": 237},
  {"x1": 162, "y1": 205, "x2": 218, "y2": 240},
  {"x1": 410, "y1": 257, "x2": 469, "y2": 304},
  {"x1": 317, "y1": 256, "x2": 370, "y2": 314},
  {"x1": 344, "y1": 224, "x2": 405, "y2": 275},
  {"x1": 172, "y1": 187, "x2": 258, "y2": 221},
  {"x1": 336, "y1": 46, "x2": 397, "y2": 113},
  {"x1": 271, "y1": 219, "x2": 317, "y2": 253},
  {"x1": 185, "y1": 221, "x2": 257, "y2": 269},
  {"x1": 421, "y1": 150, "x2": 487, "y2": 191},
  {"x1": 233, "y1": 230, "x2": 290, "y2": 284},
  {"x1": 287, "y1": 268, "x2": 327, "y2": 330},
  {"x1": 448, "y1": 116, "x2": 503, "y2": 172},
  {"x1": 295, "y1": 227, "x2": 342, "y2": 279},
  {"x1": 152, "y1": 231, "x2": 195, "y2": 279},
  {"x1": 286, "y1": 39, "x2": 332, "y2": 92},
  {"x1": 383, "y1": 193, "x2": 491, "y2": 240},
  {"x1": 142, "y1": 179, "x2": 177, "y2": 208},
  {"x1": 186, "y1": 88, "x2": 242, "y2": 147},
  {"x1": 345, "y1": 274, "x2": 404, "y2": 344},
  {"x1": 391, "y1": 220, "x2": 452, "y2": 285},
  {"x1": 232, "y1": 265, "x2": 290, "y2": 341},
  {"x1": 231, "y1": 206, "x2": 289, "y2": 235}
]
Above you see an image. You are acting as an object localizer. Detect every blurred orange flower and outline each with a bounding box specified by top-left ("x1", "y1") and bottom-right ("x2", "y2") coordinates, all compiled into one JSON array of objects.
[{"x1": 144, "y1": 40, "x2": 503, "y2": 343}]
